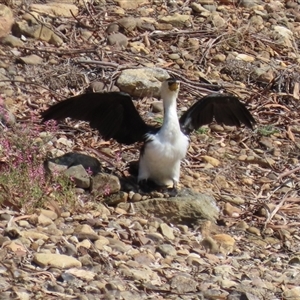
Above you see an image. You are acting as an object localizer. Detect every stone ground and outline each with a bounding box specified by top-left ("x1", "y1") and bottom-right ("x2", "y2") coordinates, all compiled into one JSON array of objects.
[{"x1": 1, "y1": 0, "x2": 300, "y2": 299}]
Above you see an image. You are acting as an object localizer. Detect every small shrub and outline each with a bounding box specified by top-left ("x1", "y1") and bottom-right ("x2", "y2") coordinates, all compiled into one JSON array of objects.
[{"x1": 0, "y1": 120, "x2": 76, "y2": 212}]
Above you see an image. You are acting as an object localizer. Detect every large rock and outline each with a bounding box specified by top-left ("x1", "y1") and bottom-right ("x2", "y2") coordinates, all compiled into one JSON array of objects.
[
  {"x1": 0, "y1": 5, "x2": 14, "y2": 39},
  {"x1": 118, "y1": 189, "x2": 219, "y2": 225},
  {"x1": 29, "y1": 2, "x2": 78, "y2": 18},
  {"x1": 159, "y1": 13, "x2": 191, "y2": 29},
  {"x1": 12, "y1": 21, "x2": 63, "y2": 46},
  {"x1": 117, "y1": 68, "x2": 169, "y2": 97},
  {"x1": 33, "y1": 253, "x2": 81, "y2": 268}
]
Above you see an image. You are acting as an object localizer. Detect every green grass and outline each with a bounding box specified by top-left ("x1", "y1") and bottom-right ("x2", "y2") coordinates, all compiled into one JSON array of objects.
[
  {"x1": 196, "y1": 127, "x2": 209, "y2": 134},
  {"x1": 154, "y1": 117, "x2": 163, "y2": 124},
  {"x1": 257, "y1": 125, "x2": 279, "y2": 137}
]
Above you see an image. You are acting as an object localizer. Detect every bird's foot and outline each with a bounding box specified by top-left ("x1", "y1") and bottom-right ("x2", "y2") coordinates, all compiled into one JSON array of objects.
[
  {"x1": 165, "y1": 180, "x2": 178, "y2": 197},
  {"x1": 138, "y1": 179, "x2": 159, "y2": 193}
]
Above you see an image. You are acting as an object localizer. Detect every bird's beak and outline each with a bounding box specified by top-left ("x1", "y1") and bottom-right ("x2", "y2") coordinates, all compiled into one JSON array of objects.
[{"x1": 168, "y1": 81, "x2": 179, "y2": 92}]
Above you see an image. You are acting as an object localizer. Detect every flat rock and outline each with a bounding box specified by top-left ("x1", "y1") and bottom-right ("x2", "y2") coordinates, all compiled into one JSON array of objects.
[
  {"x1": 30, "y1": 3, "x2": 78, "y2": 18},
  {"x1": 74, "y1": 224, "x2": 99, "y2": 241},
  {"x1": 0, "y1": 35, "x2": 24, "y2": 47},
  {"x1": 12, "y1": 21, "x2": 63, "y2": 46},
  {"x1": 170, "y1": 272, "x2": 198, "y2": 293},
  {"x1": 18, "y1": 54, "x2": 43, "y2": 65},
  {"x1": 46, "y1": 152, "x2": 101, "y2": 176},
  {"x1": 159, "y1": 13, "x2": 191, "y2": 28},
  {"x1": 118, "y1": 189, "x2": 219, "y2": 225},
  {"x1": 159, "y1": 223, "x2": 175, "y2": 240},
  {"x1": 33, "y1": 253, "x2": 81, "y2": 268},
  {"x1": 117, "y1": 68, "x2": 169, "y2": 97},
  {"x1": 22, "y1": 230, "x2": 49, "y2": 241},
  {"x1": 157, "y1": 244, "x2": 177, "y2": 256}
]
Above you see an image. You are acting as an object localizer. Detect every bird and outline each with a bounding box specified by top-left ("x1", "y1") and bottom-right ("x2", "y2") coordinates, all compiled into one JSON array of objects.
[{"x1": 41, "y1": 78, "x2": 255, "y2": 189}]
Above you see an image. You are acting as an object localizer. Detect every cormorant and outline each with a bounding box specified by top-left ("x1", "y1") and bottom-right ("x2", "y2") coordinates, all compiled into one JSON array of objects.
[{"x1": 42, "y1": 78, "x2": 255, "y2": 187}]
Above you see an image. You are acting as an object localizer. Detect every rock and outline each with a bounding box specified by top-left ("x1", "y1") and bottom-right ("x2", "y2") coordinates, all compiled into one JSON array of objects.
[
  {"x1": 118, "y1": 190, "x2": 219, "y2": 224},
  {"x1": 107, "y1": 32, "x2": 128, "y2": 47},
  {"x1": 169, "y1": 53, "x2": 180, "y2": 60},
  {"x1": 117, "y1": 68, "x2": 169, "y2": 97},
  {"x1": 236, "y1": 53, "x2": 255, "y2": 62},
  {"x1": 131, "y1": 193, "x2": 142, "y2": 202},
  {"x1": 12, "y1": 21, "x2": 63, "y2": 46},
  {"x1": 210, "y1": 12, "x2": 226, "y2": 28},
  {"x1": 212, "y1": 234, "x2": 235, "y2": 255},
  {"x1": 202, "y1": 4, "x2": 217, "y2": 12},
  {"x1": 92, "y1": 173, "x2": 121, "y2": 196},
  {"x1": 38, "y1": 214, "x2": 53, "y2": 226},
  {"x1": 118, "y1": 17, "x2": 137, "y2": 31},
  {"x1": 104, "y1": 191, "x2": 128, "y2": 205},
  {"x1": 188, "y1": 38, "x2": 200, "y2": 52},
  {"x1": 106, "y1": 23, "x2": 119, "y2": 34},
  {"x1": 239, "y1": 0, "x2": 258, "y2": 7},
  {"x1": 64, "y1": 165, "x2": 91, "y2": 189},
  {"x1": 190, "y1": 3, "x2": 208, "y2": 13},
  {"x1": 212, "y1": 53, "x2": 226, "y2": 62},
  {"x1": 21, "y1": 231, "x2": 49, "y2": 241},
  {"x1": 18, "y1": 54, "x2": 43, "y2": 65},
  {"x1": 155, "y1": 23, "x2": 173, "y2": 31},
  {"x1": 254, "y1": 66, "x2": 275, "y2": 83},
  {"x1": 0, "y1": 5, "x2": 14, "y2": 39},
  {"x1": 273, "y1": 25, "x2": 294, "y2": 47},
  {"x1": 157, "y1": 244, "x2": 177, "y2": 256},
  {"x1": 30, "y1": 3, "x2": 79, "y2": 18},
  {"x1": 159, "y1": 13, "x2": 191, "y2": 28},
  {"x1": 0, "y1": 102, "x2": 15, "y2": 127},
  {"x1": 202, "y1": 156, "x2": 220, "y2": 167},
  {"x1": 224, "y1": 203, "x2": 241, "y2": 218},
  {"x1": 74, "y1": 224, "x2": 99, "y2": 241},
  {"x1": 94, "y1": 236, "x2": 110, "y2": 250},
  {"x1": 170, "y1": 273, "x2": 198, "y2": 293},
  {"x1": 151, "y1": 101, "x2": 163, "y2": 113},
  {"x1": 249, "y1": 15, "x2": 264, "y2": 29},
  {"x1": 106, "y1": 237, "x2": 131, "y2": 252},
  {"x1": 89, "y1": 81, "x2": 105, "y2": 92},
  {"x1": 115, "y1": 0, "x2": 148, "y2": 9},
  {"x1": 130, "y1": 41, "x2": 150, "y2": 55},
  {"x1": 0, "y1": 35, "x2": 24, "y2": 47},
  {"x1": 159, "y1": 223, "x2": 175, "y2": 240},
  {"x1": 33, "y1": 253, "x2": 81, "y2": 268},
  {"x1": 282, "y1": 287, "x2": 300, "y2": 299},
  {"x1": 45, "y1": 152, "x2": 101, "y2": 176}
]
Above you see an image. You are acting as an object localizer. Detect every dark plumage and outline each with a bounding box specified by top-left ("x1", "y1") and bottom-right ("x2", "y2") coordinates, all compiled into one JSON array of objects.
[
  {"x1": 179, "y1": 93, "x2": 255, "y2": 135},
  {"x1": 42, "y1": 92, "x2": 157, "y2": 145},
  {"x1": 42, "y1": 91, "x2": 255, "y2": 144}
]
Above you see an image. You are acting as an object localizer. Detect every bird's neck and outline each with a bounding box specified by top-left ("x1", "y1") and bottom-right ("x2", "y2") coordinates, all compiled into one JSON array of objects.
[{"x1": 161, "y1": 94, "x2": 180, "y2": 133}]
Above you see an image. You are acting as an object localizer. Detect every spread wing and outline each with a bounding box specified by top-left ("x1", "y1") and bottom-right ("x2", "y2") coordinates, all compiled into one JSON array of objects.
[
  {"x1": 179, "y1": 93, "x2": 255, "y2": 135},
  {"x1": 42, "y1": 92, "x2": 156, "y2": 145}
]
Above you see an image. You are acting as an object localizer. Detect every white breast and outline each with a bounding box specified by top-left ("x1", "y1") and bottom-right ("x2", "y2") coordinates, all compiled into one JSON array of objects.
[{"x1": 138, "y1": 125, "x2": 189, "y2": 186}]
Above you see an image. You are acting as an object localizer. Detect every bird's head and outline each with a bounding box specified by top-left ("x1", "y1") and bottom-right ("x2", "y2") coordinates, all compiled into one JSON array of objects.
[{"x1": 160, "y1": 78, "x2": 180, "y2": 103}]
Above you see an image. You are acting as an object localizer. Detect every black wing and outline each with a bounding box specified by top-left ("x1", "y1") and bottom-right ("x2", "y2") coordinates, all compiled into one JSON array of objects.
[
  {"x1": 179, "y1": 93, "x2": 255, "y2": 135},
  {"x1": 42, "y1": 92, "x2": 156, "y2": 145}
]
